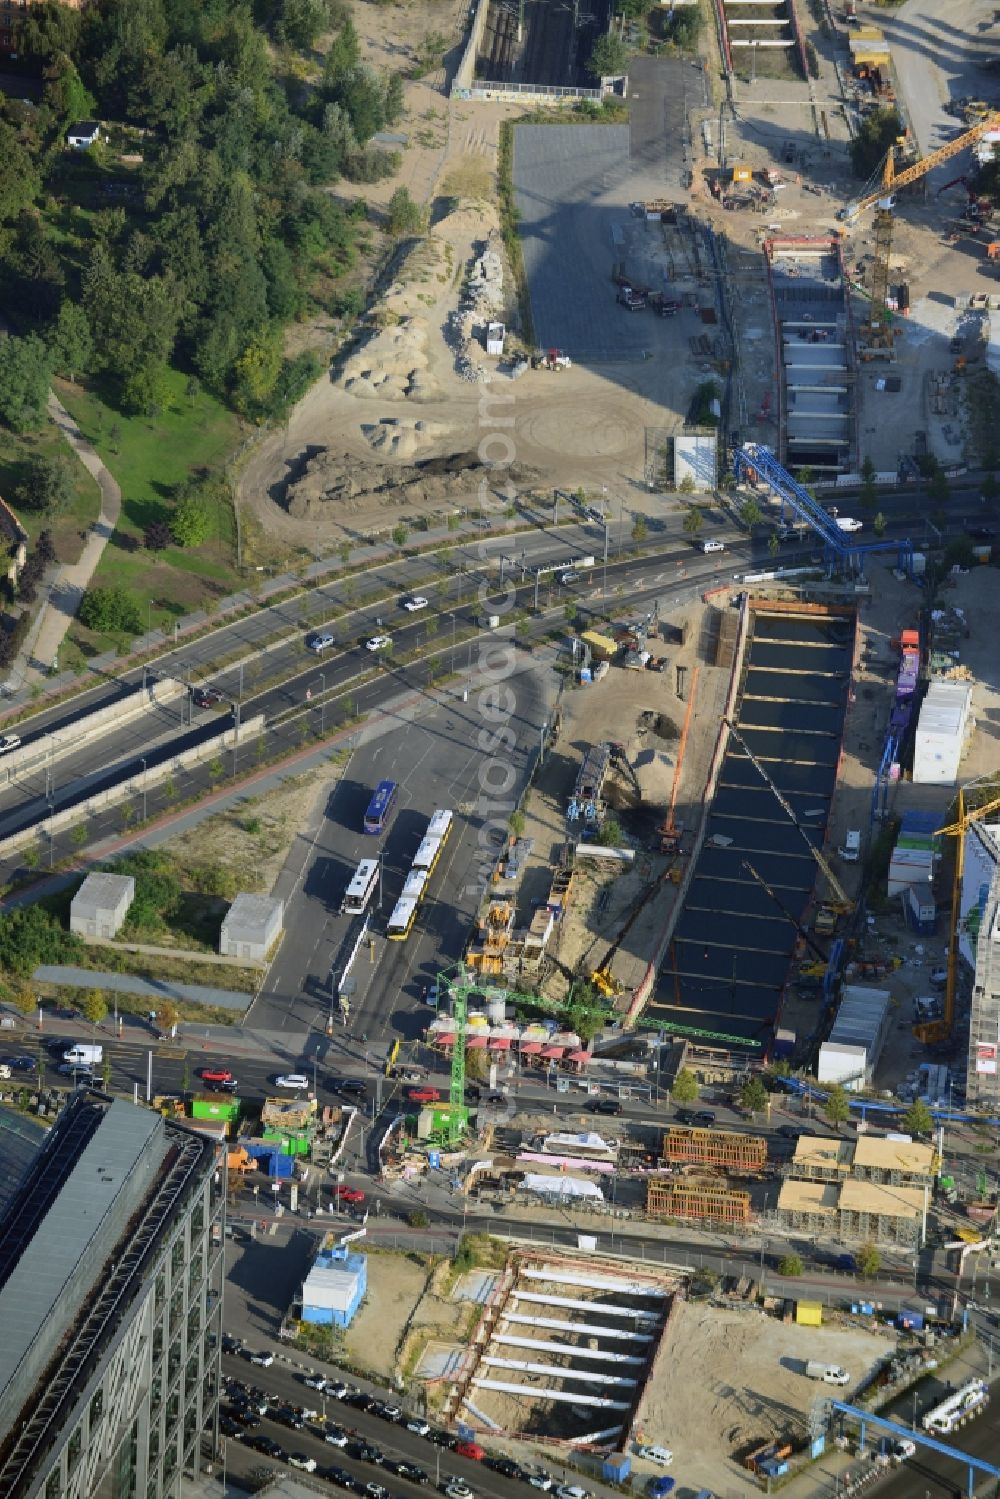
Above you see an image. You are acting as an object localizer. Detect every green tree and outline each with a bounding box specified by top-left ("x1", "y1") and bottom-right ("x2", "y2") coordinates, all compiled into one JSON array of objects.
[
  {"x1": 928, "y1": 467, "x2": 950, "y2": 506},
  {"x1": 595, "y1": 817, "x2": 623, "y2": 847},
  {"x1": 902, "y1": 1097, "x2": 934, "y2": 1137},
  {"x1": 824, "y1": 1084, "x2": 851, "y2": 1128},
  {"x1": 15, "y1": 453, "x2": 74, "y2": 514},
  {"x1": 11, "y1": 980, "x2": 36, "y2": 1016},
  {"x1": 860, "y1": 477, "x2": 877, "y2": 512},
  {"x1": 683, "y1": 506, "x2": 703, "y2": 537},
  {"x1": 339, "y1": 540, "x2": 352, "y2": 566},
  {"x1": 171, "y1": 488, "x2": 213, "y2": 547},
  {"x1": 855, "y1": 1242, "x2": 881, "y2": 1279},
  {"x1": 323, "y1": 16, "x2": 360, "y2": 88},
  {"x1": 671, "y1": 1067, "x2": 699, "y2": 1104},
  {"x1": 101, "y1": 1055, "x2": 112, "y2": 1089},
  {"x1": 850, "y1": 107, "x2": 902, "y2": 180},
  {"x1": 383, "y1": 71, "x2": 404, "y2": 126},
  {"x1": 79, "y1": 586, "x2": 144, "y2": 635},
  {"x1": 47, "y1": 300, "x2": 94, "y2": 382},
  {"x1": 158, "y1": 998, "x2": 180, "y2": 1036},
  {"x1": 768, "y1": 533, "x2": 780, "y2": 557},
  {"x1": 82, "y1": 988, "x2": 107, "y2": 1027},
  {"x1": 631, "y1": 514, "x2": 648, "y2": 542},
  {"x1": 777, "y1": 1253, "x2": 804, "y2": 1277},
  {"x1": 740, "y1": 1076, "x2": 769, "y2": 1114},
  {"x1": 677, "y1": 474, "x2": 696, "y2": 495},
  {"x1": 391, "y1": 523, "x2": 409, "y2": 547},
  {"x1": 588, "y1": 33, "x2": 629, "y2": 78},
  {"x1": 386, "y1": 187, "x2": 424, "y2": 239},
  {"x1": 860, "y1": 455, "x2": 876, "y2": 483},
  {"x1": 742, "y1": 498, "x2": 763, "y2": 530},
  {"x1": 873, "y1": 510, "x2": 887, "y2": 537},
  {"x1": 0, "y1": 121, "x2": 41, "y2": 223},
  {"x1": 0, "y1": 333, "x2": 53, "y2": 433}
]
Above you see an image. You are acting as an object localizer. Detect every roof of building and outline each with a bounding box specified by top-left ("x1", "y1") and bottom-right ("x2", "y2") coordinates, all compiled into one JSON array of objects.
[
  {"x1": 791, "y1": 1136, "x2": 851, "y2": 1174},
  {"x1": 778, "y1": 1180, "x2": 839, "y2": 1214},
  {"x1": 839, "y1": 1178, "x2": 925, "y2": 1219},
  {"x1": 0, "y1": 1108, "x2": 46, "y2": 1219},
  {"x1": 68, "y1": 120, "x2": 100, "y2": 135},
  {"x1": 853, "y1": 1136, "x2": 935, "y2": 1176},
  {"x1": 302, "y1": 1253, "x2": 365, "y2": 1311},
  {"x1": 221, "y1": 891, "x2": 283, "y2": 937},
  {"x1": 0, "y1": 1098, "x2": 163, "y2": 1433},
  {"x1": 71, "y1": 870, "x2": 135, "y2": 914},
  {"x1": 828, "y1": 985, "x2": 892, "y2": 1051}
]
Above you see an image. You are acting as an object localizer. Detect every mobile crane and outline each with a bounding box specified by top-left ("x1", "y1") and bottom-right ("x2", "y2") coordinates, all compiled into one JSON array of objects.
[
  {"x1": 914, "y1": 786, "x2": 1000, "y2": 1046},
  {"x1": 841, "y1": 113, "x2": 1000, "y2": 355},
  {"x1": 741, "y1": 859, "x2": 830, "y2": 965},
  {"x1": 722, "y1": 717, "x2": 853, "y2": 910}
]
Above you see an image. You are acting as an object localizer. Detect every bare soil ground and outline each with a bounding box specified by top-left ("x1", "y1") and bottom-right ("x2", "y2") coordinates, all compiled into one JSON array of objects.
[
  {"x1": 638, "y1": 1301, "x2": 888, "y2": 1499},
  {"x1": 516, "y1": 601, "x2": 733, "y2": 996},
  {"x1": 160, "y1": 765, "x2": 347, "y2": 896},
  {"x1": 344, "y1": 1250, "x2": 436, "y2": 1380}
]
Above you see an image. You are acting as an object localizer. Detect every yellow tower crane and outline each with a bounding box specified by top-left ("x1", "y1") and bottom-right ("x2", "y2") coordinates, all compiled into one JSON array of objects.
[
  {"x1": 842, "y1": 113, "x2": 1000, "y2": 356},
  {"x1": 913, "y1": 786, "x2": 1000, "y2": 1047}
]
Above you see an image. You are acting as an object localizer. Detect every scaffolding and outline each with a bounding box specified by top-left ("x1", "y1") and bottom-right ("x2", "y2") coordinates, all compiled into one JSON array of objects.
[
  {"x1": 466, "y1": 897, "x2": 515, "y2": 972},
  {"x1": 662, "y1": 1127, "x2": 768, "y2": 1172},
  {"x1": 646, "y1": 1180, "x2": 751, "y2": 1225},
  {"x1": 776, "y1": 1178, "x2": 924, "y2": 1247}
]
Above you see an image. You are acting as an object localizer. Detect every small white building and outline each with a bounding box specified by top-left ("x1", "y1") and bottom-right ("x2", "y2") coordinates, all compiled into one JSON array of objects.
[
  {"x1": 70, "y1": 872, "x2": 135, "y2": 939},
  {"x1": 817, "y1": 985, "x2": 892, "y2": 1091},
  {"x1": 673, "y1": 432, "x2": 717, "y2": 492},
  {"x1": 219, "y1": 893, "x2": 283, "y2": 961},
  {"x1": 486, "y1": 321, "x2": 505, "y2": 356},
  {"x1": 913, "y1": 680, "x2": 972, "y2": 785},
  {"x1": 67, "y1": 121, "x2": 101, "y2": 149}
]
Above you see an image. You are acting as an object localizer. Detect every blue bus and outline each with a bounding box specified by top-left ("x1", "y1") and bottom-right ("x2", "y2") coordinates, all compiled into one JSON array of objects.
[{"x1": 364, "y1": 779, "x2": 398, "y2": 834}]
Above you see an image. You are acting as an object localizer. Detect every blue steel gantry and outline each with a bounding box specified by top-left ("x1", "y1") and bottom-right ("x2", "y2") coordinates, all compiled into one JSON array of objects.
[
  {"x1": 830, "y1": 1400, "x2": 1000, "y2": 1498},
  {"x1": 732, "y1": 443, "x2": 913, "y2": 576}
]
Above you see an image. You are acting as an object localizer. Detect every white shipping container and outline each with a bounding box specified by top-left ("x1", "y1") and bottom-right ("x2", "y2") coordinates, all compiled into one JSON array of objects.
[
  {"x1": 913, "y1": 681, "x2": 971, "y2": 785},
  {"x1": 888, "y1": 846, "x2": 935, "y2": 896}
]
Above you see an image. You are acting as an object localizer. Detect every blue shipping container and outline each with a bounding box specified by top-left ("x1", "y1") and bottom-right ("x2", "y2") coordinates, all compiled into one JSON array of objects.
[{"x1": 602, "y1": 1455, "x2": 630, "y2": 1483}]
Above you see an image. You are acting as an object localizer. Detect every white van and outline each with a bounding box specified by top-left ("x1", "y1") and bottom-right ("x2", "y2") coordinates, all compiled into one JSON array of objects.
[
  {"x1": 839, "y1": 830, "x2": 861, "y2": 862},
  {"x1": 702, "y1": 539, "x2": 725, "y2": 554}
]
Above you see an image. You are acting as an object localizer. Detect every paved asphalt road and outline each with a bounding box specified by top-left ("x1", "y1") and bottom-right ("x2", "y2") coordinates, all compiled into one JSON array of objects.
[{"x1": 251, "y1": 664, "x2": 552, "y2": 1038}]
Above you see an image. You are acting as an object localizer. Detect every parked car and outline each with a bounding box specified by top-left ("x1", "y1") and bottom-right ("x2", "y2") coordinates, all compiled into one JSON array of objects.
[
  {"x1": 560, "y1": 571, "x2": 578, "y2": 584},
  {"x1": 324, "y1": 1427, "x2": 349, "y2": 1447},
  {"x1": 556, "y1": 1486, "x2": 591, "y2": 1499},
  {"x1": 248, "y1": 1350, "x2": 274, "y2": 1367},
  {"x1": 454, "y1": 1442, "x2": 484, "y2": 1461},
  {"x1": 201, "y1": 1067, "x2": 233, "y2": 1083},
  {"x1": 407, "y1": 1086, "x2": 441, "y2": 1103},
  {"x1": 589, "y1": 1097, "x2": 622, "y2": 1115},
  {"x1": 365, "y1": 635, "x2": 392, "y2": 652},
  {"x1": 833, "y1": 516, "x2": 863, "y2": 532},
  {"x1": 527, "y1": 1475, "x2": 553, "y2": 1492},
  {"x1": 484, "y1": 1458, "x2": 522, "y2": 1479},
  {"x1": 207, "y1": 1078, "x2": 239, "y2": 1093},
  {"x1": 647, "y1": 1479, "x2": 675, "y2": 1499},
  {"x1": 637, "y1": 1446, "x2": 673, "y2": 1466},
  {"x1": 701, "y1": 539, "x2": 725, "y2": 553},
  {"x1": 289, "y1": 1455, "x2": 318, "y2": 1473},
  {"x1": 274, "y1": 1073, "x2": 309, "y2": 1089},
  {"x1": 444, "y1": 1484, "x2": 473, "y2": 1499},
  {"x1": 0, "y1": 732, "x2": 20, "y2": 754},
  {"x1": 308, "y1": 633, "x2": 337, "y2": 653},
  {"x1": 403, "y1": 596, "x2": 429, "y2": 611},
  {"x1": 406, "y1": 1418, "x2": 431, "y2": 1436}
]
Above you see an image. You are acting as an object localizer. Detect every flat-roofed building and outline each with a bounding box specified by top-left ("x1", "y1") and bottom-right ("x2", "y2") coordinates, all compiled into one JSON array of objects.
[{"x1": 0, "y1": 1090, "x2": 223, "y2": 1499}]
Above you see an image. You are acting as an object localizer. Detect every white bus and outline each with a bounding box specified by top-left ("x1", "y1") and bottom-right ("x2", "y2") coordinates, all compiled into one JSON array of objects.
[
  {"x1": 412, "y1": 836, "x2": 442, "y2": 875},
  {"x1": 387, "y1": 896, "x2": 419, "y2": 941},
  {"x1": 342, "y1": 859, "x2": 379, "y2": 914},
  {"x1": 401, "y1": 869, "x2": 428, "y2": 904},
  {"x1": 427, "y1": 809, "x2": 454, "y2": 843}
]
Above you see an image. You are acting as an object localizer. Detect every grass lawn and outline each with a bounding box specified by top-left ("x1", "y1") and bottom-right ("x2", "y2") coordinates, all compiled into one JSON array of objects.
[
  {"x1": 0, "y1": 426, "x2": 101, "y2": 566},
  {"x1": 54, "y1": 370, "x2": 244, "y2": 655}
]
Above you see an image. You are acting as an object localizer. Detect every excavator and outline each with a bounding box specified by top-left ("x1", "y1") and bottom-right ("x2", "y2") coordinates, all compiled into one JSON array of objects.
[
  {"x1": 840, "y1": 112, "x2": 1000, "y2": 355},
  {"x1": 914, "y1": 784, "x2": 1000, "y2": 1046}
]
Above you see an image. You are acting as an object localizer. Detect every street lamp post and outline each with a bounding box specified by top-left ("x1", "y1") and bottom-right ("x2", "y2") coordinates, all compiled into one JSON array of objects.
[
  {"x1": 140, "y1": 757, "x2": 147, "y2": 823},
  {"x1": 317, "y1": 672, "x2": 326, "y2": 736}
]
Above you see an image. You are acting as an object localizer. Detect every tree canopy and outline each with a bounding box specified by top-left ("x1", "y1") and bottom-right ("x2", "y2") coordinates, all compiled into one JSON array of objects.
[{"x1": 0, "y1": 0, "x2": 388, "y2": 420}]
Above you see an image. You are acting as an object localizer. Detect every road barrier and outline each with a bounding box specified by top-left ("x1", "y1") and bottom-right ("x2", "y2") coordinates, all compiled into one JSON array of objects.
[
  {"x1": 0, "y1": 713, "x2": 265, "y2": 861},
  {"x1": 0, "y1": 677, "x2": 186, "y2": 786}
]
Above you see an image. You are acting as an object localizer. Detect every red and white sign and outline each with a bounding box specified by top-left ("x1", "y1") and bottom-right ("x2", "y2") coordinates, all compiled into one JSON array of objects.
[{"x1": 975, "y1": 1042, "x2": 998, "y2": 1076}]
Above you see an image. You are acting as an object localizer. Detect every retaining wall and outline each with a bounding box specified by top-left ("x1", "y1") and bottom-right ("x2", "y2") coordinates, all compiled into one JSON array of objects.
[{"x1": 0, "y1": 678, "x2": 185, "y2": 787}]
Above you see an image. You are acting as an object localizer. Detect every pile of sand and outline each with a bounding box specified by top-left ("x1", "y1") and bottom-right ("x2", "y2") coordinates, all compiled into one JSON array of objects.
[
  {"x1": 363, "y1": 416, "x2": 453, "y2": 459},
  {"x1": 340, "y1": 318, "x2": 439, "y2": 401},
  {"x1": 285, "y1": 446, "x2": 541, "y2": 520}
]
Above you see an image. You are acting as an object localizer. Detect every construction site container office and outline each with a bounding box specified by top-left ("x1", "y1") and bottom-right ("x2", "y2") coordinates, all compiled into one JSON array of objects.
[
  {"x1": 913, "y1": 681, "x2": 973, "y2": 785},
  {"x1": 816, "y1": 985, "x2": 891, "y2": 1091}
]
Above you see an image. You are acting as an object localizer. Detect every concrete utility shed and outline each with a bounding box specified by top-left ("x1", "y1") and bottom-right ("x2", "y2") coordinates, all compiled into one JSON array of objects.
[
  {"x1": 673, "y1": 432, "x2": 718, "y2": 491},
  {"x1": 219, "y1": 893, "x2": 283, "y2": 960},
  {"x1": 817, "y1": 985, "x2": 892, "y2": 1091},
  {"x1": 70, "y1": 872, "x2": 135, "y2": 939}
]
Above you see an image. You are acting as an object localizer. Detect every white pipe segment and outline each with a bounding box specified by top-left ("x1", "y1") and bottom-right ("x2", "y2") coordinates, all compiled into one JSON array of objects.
[
  {"x1": 510, "y1": 1291, "x2": 659, "y2": 1319},
  {"x1": 470, "y1": 1380, "x2": 631, "y2": 1409},
  {"x1": 501, "y1": 1312, "x2": 653, "y2": 1341},
  {"x1": 492, "y1": 1334, "x2": 645, "y2": 1364},
  {"x1": 480, "y1": 1356, "x2": 637, "y2": 1387},
  {"x1": 520, "y1": 1268, "x2": 669, "y2": 1296}
]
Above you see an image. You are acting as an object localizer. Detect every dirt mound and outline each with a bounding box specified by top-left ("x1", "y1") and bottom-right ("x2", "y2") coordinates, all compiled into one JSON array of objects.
[
  {"x1": 285, "y1": 448, "x2": 540, "y2": 519},
  {"x1": 363, "y1": 417, "x2": 453, "y2": 459},
  {"x1": 339, "y1": 317, "x2": 439, "y2": 401}
]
